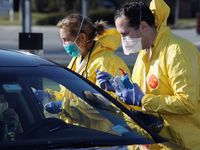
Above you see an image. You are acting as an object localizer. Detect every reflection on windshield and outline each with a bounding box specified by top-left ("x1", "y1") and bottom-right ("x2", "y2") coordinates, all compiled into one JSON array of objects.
[
  {"x1": 38, "y1": 76, "x2": 147, "y2": 138},
  {"x1": 83, "y1": 91, "x2": 118, "y2": 113},
  {"x1": 0, "y1": 66, "x2": 154, "y2": 144},
  {"x1": 22, "y1": 67, "x2": 152, "y2": 141}
]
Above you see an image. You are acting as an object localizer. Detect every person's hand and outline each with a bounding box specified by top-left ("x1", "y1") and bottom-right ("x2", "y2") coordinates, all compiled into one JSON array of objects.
[
  {"x1": 44, "y1": 100, "x2": 63, "y2": 114},
  {"x1": 117, "y1": 83, "x2": 144, "y2": 106},
  {"x1": 34, "y1": 90, "x2": 52, "y2": 103},
  {"x1": 96, "y1": 70, "x2": 115, "y2": 92}
]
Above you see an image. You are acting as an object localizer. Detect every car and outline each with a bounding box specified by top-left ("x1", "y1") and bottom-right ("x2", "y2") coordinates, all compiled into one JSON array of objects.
[{"x1": 0, "y1": 49, "x2": 166, "y2": 150}]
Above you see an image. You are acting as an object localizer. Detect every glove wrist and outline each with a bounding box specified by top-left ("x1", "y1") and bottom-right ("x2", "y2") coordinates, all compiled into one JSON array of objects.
[{"x1": 45, "y1": 100, "x2": 63, "y2": 114}]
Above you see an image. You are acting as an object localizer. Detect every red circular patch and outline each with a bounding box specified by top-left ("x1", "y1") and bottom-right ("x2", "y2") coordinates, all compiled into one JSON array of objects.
[{"x1": 148, "y1": 74, "x2": 159, "y2": 89}]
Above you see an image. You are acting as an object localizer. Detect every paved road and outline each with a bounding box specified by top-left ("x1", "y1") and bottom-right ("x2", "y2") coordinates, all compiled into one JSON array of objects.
[{"x1": 0, "y1": 25, "x2": 199, "y2": 66}]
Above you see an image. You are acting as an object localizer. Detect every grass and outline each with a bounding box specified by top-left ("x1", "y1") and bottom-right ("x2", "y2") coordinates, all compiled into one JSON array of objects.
[
  {"x1": 0, "y1": 12, "x2": 197, "y2": 29},
  {"x1": 0, "y1": 12, "x2": 20, "y2": 25},
  {"x1": 170, "y1": 18, "x2": 197, "y2": 29},
  {"x1": 0, "y1": 12, "x2": 49, "y2": 25}
]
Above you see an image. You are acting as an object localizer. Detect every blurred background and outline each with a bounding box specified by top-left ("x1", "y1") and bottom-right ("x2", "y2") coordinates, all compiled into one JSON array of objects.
[
  {"x1": 1, "y1": 0, "x2": 200, "y2": 26},
  {"x1": 0, "y1": 0, "x2": 200, "y2": 68}
]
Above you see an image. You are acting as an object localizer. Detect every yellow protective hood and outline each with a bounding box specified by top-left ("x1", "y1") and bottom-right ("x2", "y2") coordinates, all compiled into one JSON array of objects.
[
  {"x1": 94, "y1": 28, "x2": 121, "y2": 53},
  {"x1": 150, "y1": 0, "x2": 170, "y2": 27}
]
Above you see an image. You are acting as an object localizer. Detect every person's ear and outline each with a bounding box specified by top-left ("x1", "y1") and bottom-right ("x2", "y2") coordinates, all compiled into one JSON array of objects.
[
  {"x1": 79, "y1": 33, "x2": 88, "y2": 42},
  {"x1": 140, "y1": 21, "x2": 150, "y2": 32}
]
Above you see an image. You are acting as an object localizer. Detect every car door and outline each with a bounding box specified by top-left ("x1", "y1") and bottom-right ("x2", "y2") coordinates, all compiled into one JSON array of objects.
[{"x1": 0, "y1": 65, "x2": 165, "y2": 149}]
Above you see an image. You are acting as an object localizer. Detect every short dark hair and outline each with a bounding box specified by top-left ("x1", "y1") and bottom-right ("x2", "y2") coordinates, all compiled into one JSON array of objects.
[{"x1": 114, "y1": 2, "x2": 155, "y2": 29}]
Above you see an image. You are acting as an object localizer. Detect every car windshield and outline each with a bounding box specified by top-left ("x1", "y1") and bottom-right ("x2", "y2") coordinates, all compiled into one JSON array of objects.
[{"x1": 0, "y1": 65, "x2": 155, "y2": 146}]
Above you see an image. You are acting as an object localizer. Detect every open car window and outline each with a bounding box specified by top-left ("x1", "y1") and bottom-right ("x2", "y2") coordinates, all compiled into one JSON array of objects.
[
  {"x1": 0, "y1": 66, "x2": 164, "y2": 148},
  {"x1": 40, "y1": 78, "x2": 143, "y2": 136}
]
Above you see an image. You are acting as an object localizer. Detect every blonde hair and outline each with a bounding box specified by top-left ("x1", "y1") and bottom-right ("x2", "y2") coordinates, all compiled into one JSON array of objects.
[{"x1": 57, "y1": 13, "x2": 107, "y2": 40}]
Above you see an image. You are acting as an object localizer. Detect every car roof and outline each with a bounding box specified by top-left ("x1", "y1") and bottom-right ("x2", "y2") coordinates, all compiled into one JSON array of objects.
[{"x1": 0, "y1": 49, "x2": 56, "y2": 67}]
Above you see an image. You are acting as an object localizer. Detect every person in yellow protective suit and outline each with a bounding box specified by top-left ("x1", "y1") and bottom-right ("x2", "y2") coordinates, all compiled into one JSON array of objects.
[
  {"x1": 97, "y1": 0, "x2": 200, "y2": 149},
  {"x1": 45, "y1": 13, "x2": 131, "y2": 100},
  {"x1": 44, "y1": 13, "x2": 131, "y2": 129},
  {"x1": 59, "y1": 14, "x2": 130, "y2": 85}
]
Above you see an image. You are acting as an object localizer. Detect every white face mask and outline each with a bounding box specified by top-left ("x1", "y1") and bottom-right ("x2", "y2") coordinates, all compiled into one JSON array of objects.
[{"x1": 121, "y1": 36, "x2": 142, "y2": 55}]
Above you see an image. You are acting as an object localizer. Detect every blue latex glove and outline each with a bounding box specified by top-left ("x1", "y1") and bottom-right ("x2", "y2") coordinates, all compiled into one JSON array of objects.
[
  {"x1": 117, "y1": 83, "x2": 144, "y2": 106},
  {"x1": 44, "y1": 100, "x2": 63, "y2": 114},
  {"x1": 34, "y1": 90, "x2": 52, "y2": 103},
  {"x1": 96, "y1": 70, "x2": 115, "y2": 92}
]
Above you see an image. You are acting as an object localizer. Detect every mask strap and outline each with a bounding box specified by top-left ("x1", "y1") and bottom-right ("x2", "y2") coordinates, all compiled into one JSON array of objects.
[
  {"x1": 74, "y1": 16, "x2": 85, "y2": 42},
  {"x1": 77, "y1": 16, "x2": 85, "y2": 36}
]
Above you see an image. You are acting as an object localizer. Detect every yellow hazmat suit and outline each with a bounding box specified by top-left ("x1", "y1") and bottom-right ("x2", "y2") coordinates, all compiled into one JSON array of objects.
[
  {"x1": 68, "y1": 28, "x2": 130, "y2": 84},
  {"x1": 66, "y1": 28, "x2": 131, "y2": 102},
  {"x1": 57, "y1": 28, "x2": 131, "y2": 130},
  {"x1": 132, "y1": 0, "x2": 200, "y2": 149},
  {"x1": 52, "y1": 28, "x2": 130, "y2": 101}
]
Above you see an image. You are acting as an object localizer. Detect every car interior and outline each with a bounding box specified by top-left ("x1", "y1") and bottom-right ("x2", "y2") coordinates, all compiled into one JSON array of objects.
[
  {"x1": 0, "y1": 78, "x2": 153, "y2": 144},
  {"x1": 0, "y1": 66, "x2": 165, "y2": 149}
]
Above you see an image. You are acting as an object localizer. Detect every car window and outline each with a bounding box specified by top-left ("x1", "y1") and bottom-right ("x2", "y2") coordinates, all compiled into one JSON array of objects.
[
  {"x1": 32, "y1": 77, "x2": 145, "y2": 137},
  {"x1": 0, "y1": 66, "x2": 156, "y2": 146}
]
